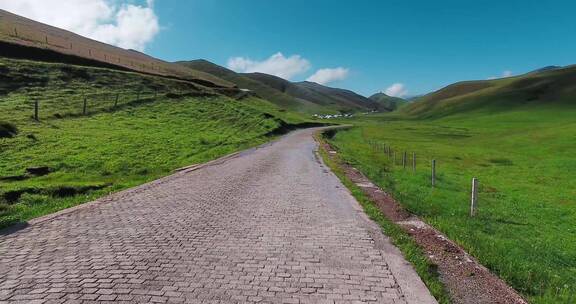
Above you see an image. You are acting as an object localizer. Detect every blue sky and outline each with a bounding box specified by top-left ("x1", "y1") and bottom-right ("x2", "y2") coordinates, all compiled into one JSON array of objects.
[{"x1": 3, "y1": 0, "x2": 576, "y2": 97}]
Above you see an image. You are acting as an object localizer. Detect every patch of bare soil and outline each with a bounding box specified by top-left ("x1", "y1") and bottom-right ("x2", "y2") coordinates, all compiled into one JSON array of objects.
[{"x1": 320, "y1": 140, "x2": 528, "y2": 304}]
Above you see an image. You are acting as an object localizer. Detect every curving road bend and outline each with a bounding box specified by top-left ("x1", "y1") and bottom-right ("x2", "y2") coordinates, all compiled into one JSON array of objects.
[{"x1": 0, "y1": 128, "x2": 437, "y2": 304}]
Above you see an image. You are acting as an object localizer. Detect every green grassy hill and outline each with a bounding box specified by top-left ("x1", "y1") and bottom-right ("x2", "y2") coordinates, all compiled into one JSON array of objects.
[
  {"x1": 326, "y1": 65, "x2": 576, "y2": 303},
  {"x1": 368, "y1": 92, "x2": 407, "y2": 111},
  {"x1": 0, "y1": 57, "x2": 307, "y2": 229},
  {"x1": 403, "y1": 65, "x2": 576, "y2": 118},
  {"x1": 178, "y1": 59, "x2": 383, "y2": 114}
]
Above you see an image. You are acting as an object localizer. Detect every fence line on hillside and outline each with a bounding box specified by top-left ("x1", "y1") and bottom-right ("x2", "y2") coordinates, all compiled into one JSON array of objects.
[
  {"x1": 2, "y1": 86, "x2": 208, "y2": 122},
  {"x1": 26, "y1": 90, "x2": 160, "y2": 120},
  {"x1": 1, "y1": 25, "x2": 161, "y2": 75},
  {"x1": 0, "y1": 17, "x2": 206, "y2": 78}
]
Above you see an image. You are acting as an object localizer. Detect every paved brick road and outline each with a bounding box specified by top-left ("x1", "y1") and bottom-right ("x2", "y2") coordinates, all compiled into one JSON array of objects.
[{"x1": 0, "y1": 128, "x2": 436, "y2": 304}]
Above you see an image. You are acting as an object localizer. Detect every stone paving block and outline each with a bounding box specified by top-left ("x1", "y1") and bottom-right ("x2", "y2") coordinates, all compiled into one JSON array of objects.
[{"x1": 0, "y1": 129, "x2": 436, "y2": 304}]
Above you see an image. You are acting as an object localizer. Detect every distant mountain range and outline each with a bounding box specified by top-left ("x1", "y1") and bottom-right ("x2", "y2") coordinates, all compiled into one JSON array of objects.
[
  {"x1": 178, "y1": 60, "x2": 391, "y2": 114},
  {"x1": 529, "y1": 65, "x2": 563, "y2": 74}
]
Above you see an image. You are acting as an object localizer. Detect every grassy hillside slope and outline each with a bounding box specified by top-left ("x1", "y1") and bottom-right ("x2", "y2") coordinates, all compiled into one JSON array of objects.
[
  {"x1": 369, "y1": 92, "x2": 407, "y2": 110},
  {"x1": 327, "y1": 101, "x2": 576, "y2": 302},
  {"x1": 403, "y1": 65, "x2": 576, "y2": 118},
  {"x1": 0, "y1": 57, "x2": 306, "y2": 229},
  {"x1": 0, "y1": 10, "x2": 235, "y2": 88}
]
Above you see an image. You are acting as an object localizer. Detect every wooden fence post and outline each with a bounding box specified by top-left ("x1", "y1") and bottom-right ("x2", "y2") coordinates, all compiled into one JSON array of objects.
[
  {"x1": 471, "y1": 178, "x2": 478, "y2": 217},
  {"x1": 431, "y1": 159, "x2": 436, "y2": 187},
  {"x1": 412, "y1": 152, "x2": 416, "y2": 172},
  {"x1": 34, "y1": 100, "x2": 39, "y2": 121},
  {"x1": 83, "y1": 97, "x2": 87, "y2": 115},
  {"x1": 402, "y1": 151, "x2": 407, "y2": 169},
  {"x1": 114, "y1": 93, "x2": 119, "y2": 108},
  {"x1": 14, "y1": 28, "x2": 18, "y2": 37}
]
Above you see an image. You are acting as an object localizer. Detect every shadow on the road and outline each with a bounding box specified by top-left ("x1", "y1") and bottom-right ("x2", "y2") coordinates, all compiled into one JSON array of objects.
[{"x1": 0, "y1": 222, "x2": 30, "y2": 236}]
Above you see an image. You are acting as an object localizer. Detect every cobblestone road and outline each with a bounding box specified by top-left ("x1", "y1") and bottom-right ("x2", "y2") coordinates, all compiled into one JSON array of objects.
[{"x1": 0, "y1": 128, "x2": 436, "y2": 304}]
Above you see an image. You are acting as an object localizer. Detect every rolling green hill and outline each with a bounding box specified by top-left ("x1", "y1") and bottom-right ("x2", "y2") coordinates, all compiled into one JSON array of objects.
[
  {"x1": 325, "y1": 63, "x2": 576, "y2": 303},
  {"x1": 403, "y1": 65, "x2": 576, "y2": 118},
  {"x1": 369, "y1": 92, "x2": 407, "y2": 111},
  {"x1": 178, "y1": 59, "x2": 384, "y2": 114},
  {"x1": 0, "y1": 56, "x2": 308, "y2": 228}
]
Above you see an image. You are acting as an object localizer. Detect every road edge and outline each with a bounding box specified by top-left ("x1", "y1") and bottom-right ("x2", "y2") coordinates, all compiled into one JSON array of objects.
[
  {"x1": 4, "y1": 127, "x2": 341, "y2": 232},
  {"x1": 314, "y1": 131, "x2": 440, "y2": 304},
  {"x1": 3, "y1": 129, "x2": 288, "y2": 232}
]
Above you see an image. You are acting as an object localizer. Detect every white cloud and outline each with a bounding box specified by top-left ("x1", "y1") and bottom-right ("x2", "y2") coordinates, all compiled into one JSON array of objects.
[
  {"x1": 488, "y1": 70, "x2": 513, "y2": 80},
  {"x1": 306, "y1": 67, "x2": 349, "y2": 85},
  {"x1": 0, "y1": 0, "x2": 160, "y2": 51},
  {"x1": 385, "y1": 83, "x2": 408, "y2": 98},
  {"x1": 227, "y1": 52, "x2": 311, "y2": 80}
]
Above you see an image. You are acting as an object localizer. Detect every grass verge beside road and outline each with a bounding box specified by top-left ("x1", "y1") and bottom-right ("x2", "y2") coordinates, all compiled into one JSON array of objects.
[
  {"x1": 316, "y1": 132, "x2": 451, "y2": 304},
  {"x1": 326, "y1": 106, "x2": 576, "y2": 304}
]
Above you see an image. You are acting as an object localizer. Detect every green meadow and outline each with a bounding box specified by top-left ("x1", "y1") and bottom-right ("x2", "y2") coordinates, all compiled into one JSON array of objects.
[
  {"x1": 328, "y1": 105, "x2": 576, "y2": 303},
  {"x1": 0, "y1": 57, "x2": 305, "y2": 229}
]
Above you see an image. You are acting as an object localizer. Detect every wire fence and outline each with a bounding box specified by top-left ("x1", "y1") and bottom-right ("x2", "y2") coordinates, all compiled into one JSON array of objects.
[
  {"x1": 0, "y1": 11, "x2": 206, "y2": 80},
  {"x1": 0, "y1": 85, "x2": 283, "y2": 162},
  {"x1": 365, "y1": 139, "x2": 480, "y2": 217},
  {"x1": 2, "y1": 87, "x2": 211, "y2": 122}
]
